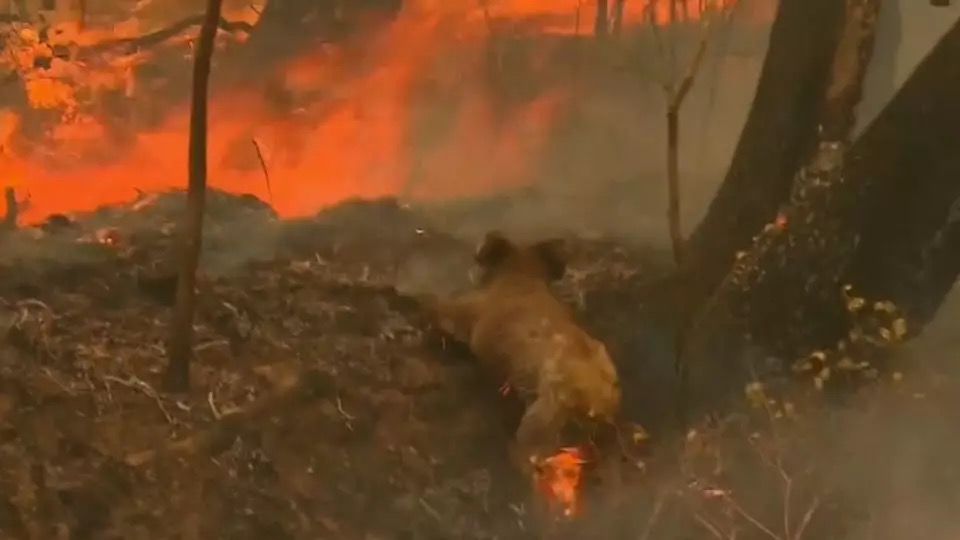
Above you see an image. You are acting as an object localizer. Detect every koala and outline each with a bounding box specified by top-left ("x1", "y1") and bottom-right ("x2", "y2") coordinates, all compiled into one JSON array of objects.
[{"x1": 424, "y1": 231, "x2": 621, "y2": 470}]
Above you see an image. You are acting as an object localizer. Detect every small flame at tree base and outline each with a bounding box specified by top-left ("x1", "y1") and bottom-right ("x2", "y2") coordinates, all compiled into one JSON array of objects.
[{"x1": 534, "y1": 447, "x2": 587, "y2": 519}]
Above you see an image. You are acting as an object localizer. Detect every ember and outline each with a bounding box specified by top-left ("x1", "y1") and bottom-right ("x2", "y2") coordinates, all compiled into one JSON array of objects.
[{"x1": 535, "y1": 447, "x2": 587, "y2": 519}]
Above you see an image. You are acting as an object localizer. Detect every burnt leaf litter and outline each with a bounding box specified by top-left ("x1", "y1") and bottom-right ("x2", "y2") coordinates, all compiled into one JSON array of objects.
[
  {"x1": 1, "y1": 190, "x2": 957, "y2": 540},
  {"x1": 0, "y1": 190, "x2": 666, "y2": 539}
]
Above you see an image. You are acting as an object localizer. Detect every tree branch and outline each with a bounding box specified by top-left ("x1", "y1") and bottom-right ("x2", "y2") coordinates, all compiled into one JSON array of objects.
[{"x1": 85, "y1": 15, "x2": 252, "y2": 55}]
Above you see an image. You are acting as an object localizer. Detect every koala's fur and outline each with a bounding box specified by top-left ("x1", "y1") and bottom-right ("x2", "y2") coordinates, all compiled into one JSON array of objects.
[{"x1": 425, "y1": 231, "x2": 621, "y2": 469}]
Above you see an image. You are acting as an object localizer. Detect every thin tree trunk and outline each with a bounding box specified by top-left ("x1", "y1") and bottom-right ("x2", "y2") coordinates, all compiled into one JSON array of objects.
[
  {"x1": 663, "y1": 30, "x2": 709, "y2": 264},
  {"x1": 77, "y1": 0, "x2": 86, "y2": 31},
  {"x1": 612, "y1": 0, "x2": 626, "y2": 37},
  {"x1": 595, "y1": 0, "x2": 609, "y2": 37},
  {"x1": 680, "y1": 0, "x2": 880, "y2": 417},
  {"x1": 164, "y1": 0, "x2": 224, "y2": 392},
  {"x1": 2, "y1": 187, "x2": 17, "y2": 230},
  {"x1": 666, "y1": 109, "x2": 683, "y2": 263},
  {"x1": 676, "y1": 0, "x2": 847, "y2": 314}
]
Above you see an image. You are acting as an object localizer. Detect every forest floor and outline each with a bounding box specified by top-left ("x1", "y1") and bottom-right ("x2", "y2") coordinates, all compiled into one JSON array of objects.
[{"x1": 1, "y1": 191, "x2": 959, "y2": 539}]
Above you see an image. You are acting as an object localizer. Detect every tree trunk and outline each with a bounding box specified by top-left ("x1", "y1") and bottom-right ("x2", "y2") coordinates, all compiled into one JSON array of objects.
[
  {"x1": 843, "y1": 17, "x2": 960, "y2": 330},
  {"x1": 164, "y1": 0, "x2": 224, "y2": 392},
  {"x1": 2, "y1": 187, "x2": 17, "y2": 230},
  {"x1": 666, "y1": 108, "x2": 683, "y2": 263},
  {"x1": 676, "y1": 0, "x2": 847, "y2": 313},
  {"x1": 612, "y1": 0, "x2": 626, "y2": 37},
  {"x1": 680, "y1": 0, "x2": 880, "y2": 418},
  {"x1": 595, "y1": 0, "x2": 609, "y2": 38}
]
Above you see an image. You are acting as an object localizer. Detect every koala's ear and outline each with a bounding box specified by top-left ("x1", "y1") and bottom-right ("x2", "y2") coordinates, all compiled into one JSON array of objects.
[
  {"x1": 475, "y1": 231, "x2": 515, "y2": 268},
  {"x1": 531, "y1": 238, "x2": 567, "y2": 281}
]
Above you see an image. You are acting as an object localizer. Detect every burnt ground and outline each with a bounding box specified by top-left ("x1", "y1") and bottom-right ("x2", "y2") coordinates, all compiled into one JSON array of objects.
[{"x1": 1, "y1": 191, "x2": 960, "y2": 539}]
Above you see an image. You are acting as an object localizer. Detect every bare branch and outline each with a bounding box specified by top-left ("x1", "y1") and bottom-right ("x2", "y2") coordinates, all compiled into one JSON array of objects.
[{"x1": 251, "y1": 137, "x2": 274, "y2": 205}]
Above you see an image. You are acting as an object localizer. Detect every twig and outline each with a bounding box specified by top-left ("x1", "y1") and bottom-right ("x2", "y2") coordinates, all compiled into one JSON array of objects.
[
  {"x1": 251, "y1": 138, "x2": 273, "y2": 205},
  {"x1": 669, "y1": 26, "x2": 711, "y2": 110},
  {"x1": 418, "y1": 498, "x2": 443, "y2": 522},
  {"x1": 336, "y1": 393, "x2": 355, "y2": 431},
  {"x1": 103, "y1": 374, "x2": 176, "y2": 424},
  {"x1": 40, "y1": 367, "x2": 76, "y2": 396},
  {"x1": 792, "y1": 496, "x2": 821, "y2": 540},
  {"x1": 694, "y1": 512, "x2": 727, "y2": 540},
  {"x1": 207, "y1": 391, "x2": 222, "y2": 420},
  {"x1": 639, "y1": 495, "x2": 668, "y2": 540},
  {"x1": 15, "y1": 298, "x2": 54, "y2": 315},
  {"x1": 723, "y1": 493, "x2": 783, "y2": 540},
  {"x1": 783, "y1": 473, "x2": 792, "y2": 538}
]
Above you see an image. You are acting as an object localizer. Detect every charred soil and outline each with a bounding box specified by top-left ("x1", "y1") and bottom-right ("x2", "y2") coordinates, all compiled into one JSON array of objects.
[{"x1": 1, "y1": 192, "x2": 959, "y2": 540}]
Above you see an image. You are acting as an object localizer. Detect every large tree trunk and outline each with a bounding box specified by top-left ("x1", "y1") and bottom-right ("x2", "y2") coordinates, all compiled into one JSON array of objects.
[
  {"x1": 164, "y1": 0, "x2": 224, "y2": 392},
  {"x1": 675, "y1": 0, "x2": 847, "y2": 312},
  {"x1": 680, "y1": 0, "x2": 881, "y2": 418},
  {"x1": 843, "y1": 18, "x2": 960, "y2": 330}
]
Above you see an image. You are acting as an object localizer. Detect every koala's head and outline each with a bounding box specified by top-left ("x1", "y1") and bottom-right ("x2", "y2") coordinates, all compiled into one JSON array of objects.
[{"x1": 473, "y1": 231, "x2": 568, "y2": 284}]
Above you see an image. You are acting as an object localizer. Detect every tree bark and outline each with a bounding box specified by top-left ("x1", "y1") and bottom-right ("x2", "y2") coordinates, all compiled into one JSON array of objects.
[
  {"x1": 680, "y1": 0, "x2": 880, "y2": 417},
  {"x1": 164, "y1": 0, "x2": 224, "y2": 392},
  {"x1": 676, "y1": 0, "x2": 847, "y2": 313},
  {"x1": 843, "y1": 17, "x2": 960, "y2": 330}
]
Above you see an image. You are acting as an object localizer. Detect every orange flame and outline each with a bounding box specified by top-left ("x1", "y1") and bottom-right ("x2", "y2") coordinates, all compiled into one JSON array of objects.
[
  {"x1": 0, "y1": 0, "x2": 772, "y2": 224},
  {"x1": 535, "y1": 447, "x2": 587, "y2": 519}
]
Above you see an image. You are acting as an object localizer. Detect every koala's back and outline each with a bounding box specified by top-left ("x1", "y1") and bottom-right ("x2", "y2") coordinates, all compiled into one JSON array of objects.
[{"x1": 468, "y1": 279, "x2": 600, "y2": 399}]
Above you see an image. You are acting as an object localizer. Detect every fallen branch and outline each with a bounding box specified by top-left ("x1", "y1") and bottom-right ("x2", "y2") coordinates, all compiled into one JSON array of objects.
[
  {"x1": 85, "y1": 15, "x2": 253, "y2": 56},
  {"x1": 251, "y1": 137, "x2": 273, "y2": 205},
  {"x1": 103, "y1": 374, "x2": 176, "y2": 424}
]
